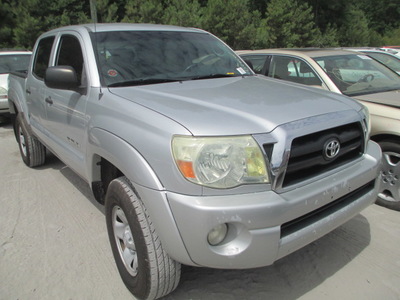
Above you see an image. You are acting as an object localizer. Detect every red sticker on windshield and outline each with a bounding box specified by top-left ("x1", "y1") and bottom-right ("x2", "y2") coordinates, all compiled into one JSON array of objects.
[{"x1": 107, "y1": 69, "x2": 118, "y2": 77}]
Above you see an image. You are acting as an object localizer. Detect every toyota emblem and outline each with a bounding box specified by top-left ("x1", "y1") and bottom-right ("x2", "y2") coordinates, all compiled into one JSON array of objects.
[{"x1": 323, "y1": 138, "x2": 340, "y2": 160}]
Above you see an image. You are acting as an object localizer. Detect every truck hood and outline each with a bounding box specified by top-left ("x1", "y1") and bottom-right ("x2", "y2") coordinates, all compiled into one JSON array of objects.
[
  {"x1": 109, "y1": 76, "x2": 363, "y2": 136},
  {"x1": 352, "y1": 89, "x2": 400, "y2": 108}
]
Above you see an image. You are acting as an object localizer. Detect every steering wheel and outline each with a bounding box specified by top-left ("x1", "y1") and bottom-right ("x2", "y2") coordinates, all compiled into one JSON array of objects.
[
  {"x1": 358, "y1": 73, "x2": 374, "y2": 83},
  {"x1": 184, "y1": 54, "x2": 219, "y2": 73}
]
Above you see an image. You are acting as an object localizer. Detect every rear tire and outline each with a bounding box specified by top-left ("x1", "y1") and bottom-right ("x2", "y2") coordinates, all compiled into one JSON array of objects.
[
  {"x1": 15, "y1": 114, "x2": 46, "y2": 167},
  {"x1": 105, "y1": 177, "x2": 181, "y2": 300},
  {"x1": 376, "y1": 140, "x2": 400, "y2": 211}
]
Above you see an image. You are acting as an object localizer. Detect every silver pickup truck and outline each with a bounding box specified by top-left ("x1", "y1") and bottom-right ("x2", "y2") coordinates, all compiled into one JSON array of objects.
[{"x1": 8, "y1": 23, "x2": 381, "y2": 300}]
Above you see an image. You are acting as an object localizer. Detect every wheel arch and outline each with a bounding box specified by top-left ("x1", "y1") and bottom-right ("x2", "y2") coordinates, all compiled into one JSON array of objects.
[
  {"x1": 87, "y1": 128, "x2": 193, "y2": 265},
  {"x1": 87, "y1": 127, "x2": 164, "y2": 204},
  {"x1": 370, "y1": 133, "x2": 400, "y2": 144},
  {"x1": 8, "y1": 85, "x2": 29, "y2": 120}
]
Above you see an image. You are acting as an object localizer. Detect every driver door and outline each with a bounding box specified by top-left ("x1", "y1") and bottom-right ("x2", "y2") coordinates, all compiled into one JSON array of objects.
[{"x1": 44, "y1": 33, "x2": 88, "y2": 177}]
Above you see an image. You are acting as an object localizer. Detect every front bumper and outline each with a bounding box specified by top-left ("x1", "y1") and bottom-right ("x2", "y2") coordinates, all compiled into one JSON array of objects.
[{"x1": 163, "y1": 141, "x2": 381, "y2": 269}]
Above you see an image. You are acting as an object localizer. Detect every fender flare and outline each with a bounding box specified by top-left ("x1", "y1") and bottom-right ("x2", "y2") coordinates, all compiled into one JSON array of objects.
[{"x1": 87, "y1": 127, "x2": 164, "y2": 191}]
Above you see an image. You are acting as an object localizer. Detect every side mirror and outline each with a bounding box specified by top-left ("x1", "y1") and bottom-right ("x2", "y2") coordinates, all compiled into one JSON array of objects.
[{"x1": 44, "y1": 66, "x2": 79, "y2": 90}]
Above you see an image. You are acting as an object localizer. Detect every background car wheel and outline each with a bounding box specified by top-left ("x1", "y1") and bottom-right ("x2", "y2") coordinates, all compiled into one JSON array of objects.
[
  {"x1": 105, "y1": 177, "x2": 181, "y2": 300},
  {"x1": 15, "y1": 114, "x2": 46, "y2": 167},
  {"x1": 376, "y1": 140, "x2": 400, "y2": 211}
]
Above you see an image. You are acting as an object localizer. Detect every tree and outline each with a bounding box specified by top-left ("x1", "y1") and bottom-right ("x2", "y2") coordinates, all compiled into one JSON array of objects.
[
  {"x1": 11, "y1": 0, "x2": 91, "y2": 49},
  {"x1": 312, "y1": 24, "x2": 339, "y2": 47},
  {"x1": 382, "y1": 27, "x2": 400, "y2": 46},
  {"x1": 162, "y1": 0, "x2": 202, "y2": 27},
  {"x1": 122, "y1": 0, "x2": 163, "y2": 23},
  {"x1": 338, "y1": 4, "x2": 370, "y2": 46},
  {"x1": 201, "y1": 0, "x2": 262, "y2": 49},
  {"x1": 0, "y1": 0, "x2": 16, "y2": 48},
  {"x1": 12, "y1": 0, "x2": 43, "y2": 48},
  {"x1": 93, "y1": 0, "x2": 122, "y2": 23},
  {"x1": 357, "y1": 0, "x2": 400, "y2": 34},
  {"x1": 265, "y1": 0, "x2": 320, "y2": 48}
]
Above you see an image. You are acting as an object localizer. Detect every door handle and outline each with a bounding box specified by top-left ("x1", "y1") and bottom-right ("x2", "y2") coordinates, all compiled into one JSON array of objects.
[
  {"x1": 45, "y1": 97, "x2": 53, "y2": 105},
  {"x1": 26, "y1": 89, "x2": 31, "y2": 94}
]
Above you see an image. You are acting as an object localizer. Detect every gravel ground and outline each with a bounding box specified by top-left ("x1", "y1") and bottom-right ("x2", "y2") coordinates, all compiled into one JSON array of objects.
[{"x1": 1, "y1": 117, "x2": 399, "y2": 300}]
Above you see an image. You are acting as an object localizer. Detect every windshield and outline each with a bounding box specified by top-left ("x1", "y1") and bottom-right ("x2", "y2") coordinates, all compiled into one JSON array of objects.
[
  {"x1": 92, "y1": 31, "x2": 252, "y2": 87},
  {"x1": 314, "y1": 54, "x2": 400, "y2": 96},
  {"x1": 0, "y1": 54, "x2": 31, "y2": 74},
  {"x1": 363, "y1": 52, "x2": 400, "y2": 75}
]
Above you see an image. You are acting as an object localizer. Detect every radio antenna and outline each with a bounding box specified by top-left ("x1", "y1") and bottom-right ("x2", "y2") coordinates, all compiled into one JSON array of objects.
[
  {"x1": 89, "y1": 0, "x2": 103, "y2": 99},
  {"x1": 90, "y1": 0, "x2": 98, "y2": 23}
]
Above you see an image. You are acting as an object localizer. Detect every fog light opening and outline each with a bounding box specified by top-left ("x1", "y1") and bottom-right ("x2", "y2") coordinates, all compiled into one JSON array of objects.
[{"x1": 207, "y1": 223, "x2": 228, "y2": 246}]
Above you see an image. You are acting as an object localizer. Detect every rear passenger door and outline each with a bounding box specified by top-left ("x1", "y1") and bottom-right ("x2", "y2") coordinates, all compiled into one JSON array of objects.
[
  {"x1": 44, "y1": 33, "x2": 88, "y2": 177},
  {"x1": 26, "y1": 36, "x2": 55, "y2": 135}
]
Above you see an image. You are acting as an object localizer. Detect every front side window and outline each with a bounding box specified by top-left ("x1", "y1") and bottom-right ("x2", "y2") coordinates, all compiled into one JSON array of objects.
[
  {"x1": 92, "y1": 31, "x2": 253, "y2": 87},
  {"x1": 56, "y1": 35, "x2": 85, "y2": 86},
  {"x1": 314, "y1": 54, "x2": 400, "y2": 96},
  {"x1": 32, "y1": 36, "x2": 55, "y2": 79}
]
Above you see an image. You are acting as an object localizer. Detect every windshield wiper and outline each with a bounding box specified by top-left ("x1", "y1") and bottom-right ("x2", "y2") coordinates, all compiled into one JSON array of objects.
[
  {"x1": 108, "y1": 78, "x2": 182, "y2": 87},
  {"x1": 345, "y1": 85, "x2": 400, "y2": 97},
  {"x1": 190, "y1": 74, "x2": 241, "y2": 80}
]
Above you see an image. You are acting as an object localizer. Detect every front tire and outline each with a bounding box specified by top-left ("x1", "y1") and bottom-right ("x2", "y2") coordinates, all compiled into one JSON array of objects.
[
  {"x1": 15, "y1": 114, "x2": 46, "y2": 167},
  {"x1": 377, "y1": 141, "x2": 400, "y2": 211},
  {"x1": 105, "y1": 177, "x2": 181, "y2": 300}
]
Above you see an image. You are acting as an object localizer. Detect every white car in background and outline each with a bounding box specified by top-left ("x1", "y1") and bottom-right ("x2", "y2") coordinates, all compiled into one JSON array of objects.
[
  {"x1": 238, "y1": 48, "x2": 400, "y2": 210},
  {"x1": 0, "y1": 50, "x2": 31, "y2": 117},
  {"x1": 380, "y1": 46, "x2": 400, "y2": 58},
  {"x1": 341, "y1": 48, "x2": 400, "y2": 75}
]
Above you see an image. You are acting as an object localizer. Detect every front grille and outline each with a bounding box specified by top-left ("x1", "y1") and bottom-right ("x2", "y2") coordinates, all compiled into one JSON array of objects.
[{"x1": 283, "y1": 122, "x2": 364, "y2": 187}]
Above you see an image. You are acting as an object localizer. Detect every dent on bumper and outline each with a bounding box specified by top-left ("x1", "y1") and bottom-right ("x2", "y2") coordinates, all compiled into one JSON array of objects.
[{"x1": 166, "y1": 141, "x2": 381, "y2": 269}]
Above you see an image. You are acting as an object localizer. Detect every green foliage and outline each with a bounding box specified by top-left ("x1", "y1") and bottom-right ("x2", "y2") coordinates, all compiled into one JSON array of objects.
[
  {"x1": 7, "y1": 0, "x2": 91, "y2": 49},
  {"x1": 382, "y1": 28, "x2": 400, "y2": 46},
  {"x1": 1, "y1": 0, "x2": 400, "y2": 50},
  {"x1": 201, "y1": 0, "x2": 262, "y2": 49},
  {"x1": 95, "y1": 0, "x2": 121, "y2": 23},
  {"x1": 312, "y1": 24, "x2": 340, "y2": 48},
  {"x1": 265, "y1": 0, "x2": 320, "y2": 48},
  {"x1": 122, "y1": 0, "x2": 163, "y2": 23},
  {"x1": 0, "y1": 0, "x2": 15, "y2": 48},
  {"x1": 162, "y1": 0, "x2": 202, "y2": 27},
  {"x1": 338, "y1": 5, "x2": 370, "y2": 46}
]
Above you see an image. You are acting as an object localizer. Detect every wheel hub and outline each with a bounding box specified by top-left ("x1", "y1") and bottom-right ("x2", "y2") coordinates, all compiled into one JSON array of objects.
[
  {"x1": 379, "y1": 151, "x2": 400, "y2": 203},
  {"x1": 381, "y1": 170, "x2": 397, "y2": 186},
  {"x1": 112, "y1": 206, "x2": 138, "y2": 276},
  {"x1": 123, "y1": 226, "x2": 135, "y2": 249},
  {"x1": 19, "y1": 126, "x2": 27, "y2": 157}
]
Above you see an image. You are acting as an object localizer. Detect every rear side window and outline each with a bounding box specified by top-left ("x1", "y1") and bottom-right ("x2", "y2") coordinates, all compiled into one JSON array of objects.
[
  {"x1": 56, "y1": 35, "x2": 85, "y2": 85},
  {"x1": 32, "y1": 36, "x2": 55, "y2": 79}
]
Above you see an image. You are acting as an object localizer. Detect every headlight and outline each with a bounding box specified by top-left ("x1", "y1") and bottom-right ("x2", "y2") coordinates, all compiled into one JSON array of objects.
[{"x1": 172, "y1": 135, "x2": 269, "y2": 188}]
